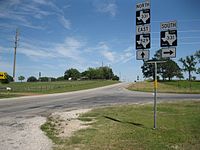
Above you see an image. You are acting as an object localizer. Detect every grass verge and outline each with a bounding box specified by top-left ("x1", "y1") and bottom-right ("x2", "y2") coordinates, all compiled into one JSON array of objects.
[
  {"x1": 42, "y1": 101, "x2": 200, "y2": 150},
  {"x1": 128, "y1": 80, "x2": 200, "y2": 94},
  {"x1": 0, "y1": 80, "x2": 119, "y2": 99}
]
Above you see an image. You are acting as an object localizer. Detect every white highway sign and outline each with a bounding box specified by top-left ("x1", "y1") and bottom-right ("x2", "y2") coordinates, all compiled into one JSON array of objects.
[
  {"x1": 162, "y1": 47, "x2": 176, "y2": 58},
  {"x1": 136, "y1": 50, "x2": 149, "y2": 60},
  {"x1": 161, "y1": 30, "x2": 177, "y2": 47},
  {"x1": 136, "y1": 1, "x2": 150, "y2": 11},
  {"x1": 136, "y1": 34, "x2": 150, "y2": 49},
  {"x1": 136, "y1": 24, "x2": 150, "y2": 35},
  {"x1": 136, "y1": 9, "x2": 150, "y2": 25},
  {"x1": 161, "y1": 21, "x2": 177, "y2": 31}
]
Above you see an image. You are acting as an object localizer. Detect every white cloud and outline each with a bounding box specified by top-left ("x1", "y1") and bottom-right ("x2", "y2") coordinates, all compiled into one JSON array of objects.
[
  {"x1": 0, "y1": 0, "x2": 71, "y2": 30},
  {"x1": 94, "y1": 0, "x2": 117, "y2": 17},
  {"x1": 59, "y1": 16, "x2": 71, "y2": 29},
  {"x1": 18, "y1": 37, "x2": 85, "y2": 63},
  {"x1": 101, "y1": 50, "x2": 116, "y2": 62},
  {"x1": 88, "y1": 42, "x2": 134, "y2": 64},
  {"x1": 55, "y1": 37, "x2": 85, "y2": 62},
  {"x1": 120, "y1": 46, "x2": 135, "y2": 63}
]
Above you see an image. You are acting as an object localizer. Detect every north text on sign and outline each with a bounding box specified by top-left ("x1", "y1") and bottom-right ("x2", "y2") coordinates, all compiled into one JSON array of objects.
[{"x1": 136, "y1": 1, "x2": 150, "y2": 11}]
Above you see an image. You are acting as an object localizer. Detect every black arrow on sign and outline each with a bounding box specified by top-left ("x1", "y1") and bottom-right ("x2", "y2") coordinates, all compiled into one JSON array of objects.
[
  {"x1": 164, "y1": 50, "x2": 173, "y2": 55},
  {"x1": 141, "y1": 52, "x2": 145, "y2": 58}
]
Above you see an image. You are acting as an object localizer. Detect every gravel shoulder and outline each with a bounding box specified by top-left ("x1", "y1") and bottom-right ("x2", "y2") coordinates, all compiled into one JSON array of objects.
[
  {"x1": 0, "y1": 116, "x2": 53, "y2": 150},
  {"x1": 0, "y1": 109, "x2": 92, "y2": 150}
]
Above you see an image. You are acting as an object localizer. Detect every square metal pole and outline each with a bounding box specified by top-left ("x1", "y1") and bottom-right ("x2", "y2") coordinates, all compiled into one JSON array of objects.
[{"x1": 154, "y1": 62, "x2": 157, "y2": 129}]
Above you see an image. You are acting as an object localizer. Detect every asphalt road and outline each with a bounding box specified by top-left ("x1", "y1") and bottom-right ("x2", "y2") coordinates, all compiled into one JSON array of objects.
[{"x1": 0, "y1": 82, "x2": 200, "y2": 118}]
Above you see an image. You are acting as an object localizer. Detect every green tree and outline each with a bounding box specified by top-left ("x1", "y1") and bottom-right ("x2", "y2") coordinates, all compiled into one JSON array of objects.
[
  {"x1": 100, "y1": 66, "x2": 114, "y2": 80},
  {"x1": 56, "y1": 76, "x2": 65, "y2": 81},
  {"x1": 160, "y1": 60, "x2": 182, "y2": 81},
  {"x1": 0, "y1": 74, "x2": 13, "y2": 84},
  {"x1": 18, "y1": 76, "x2": 25, "y2": 82},
  {"x1": 141, "y1": 49, "x2": 182, "y2": 81},
  {"x1": 195, "y1": 50, "x2": 200, "y2": 62},
  {"x1": 112, "y1": 75, "x2": 119, "y2": 81},
  {"x1": 64, "y1": 68, "x2": 80, "y2": 80},
  {"x1": 176, "y1": 71, "x2": 184, "y2": 80},
  {"x1": 179, "y1": 55, "x2": 197, "y2": 81},
  {"x1": 141, "y1": 61, "x2": 155, "y2": 80},
  {"x1": 27, "y1": 76, "x2": 37, "y2": 82},
  {"x1": 195, "y1": 50, "x2": 200, "y2": 75},
  {"x1": 82, "y1": 67, "x2": 114, "y2": 80},
  {"x1": 197, "y1": 68, "x2": 200, "y2": 74}
]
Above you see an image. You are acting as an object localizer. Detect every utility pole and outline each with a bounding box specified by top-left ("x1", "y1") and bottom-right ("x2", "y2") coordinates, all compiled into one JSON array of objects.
[{"x1": 13, "y1": 29, "x2": 19, "y2": 82}]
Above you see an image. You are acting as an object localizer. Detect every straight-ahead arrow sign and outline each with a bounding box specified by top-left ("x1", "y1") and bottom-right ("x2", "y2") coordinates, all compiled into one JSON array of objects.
[
  {"x1": 136, "y1": 50, "x2": 149, "y2": 60},
  {"x1": 162, "y1": 47, "x2": 176, "y2": 58}
]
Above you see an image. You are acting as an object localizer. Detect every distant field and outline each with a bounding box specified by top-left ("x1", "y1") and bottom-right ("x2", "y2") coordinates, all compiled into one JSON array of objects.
[
  {"x1": 0, "y1": 80, "x2": 119, "y2": 99},
  {"x1": 42, "y1": 101, "x2": 200, "y2": 150},
  {"x1": 128, "y1": 80, "x2": 200, "y2": 94}
]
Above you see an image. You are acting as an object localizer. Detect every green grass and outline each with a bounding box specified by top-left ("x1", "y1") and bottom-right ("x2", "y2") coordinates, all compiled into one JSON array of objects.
[
  {"x1": 0, "y1": 80, "x2": 119, "y2": 99},
  {"x1": 43, "y1": 101, "x2": 200, "y2": 150},
  {"x1": 128, "y1": 80, "x2": 200, "y2": 94}
]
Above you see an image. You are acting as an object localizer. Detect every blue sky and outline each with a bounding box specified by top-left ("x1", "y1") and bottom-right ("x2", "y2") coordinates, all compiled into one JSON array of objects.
[{"x1": 0, "y1": 0, "x2": 200, "y2": 81}]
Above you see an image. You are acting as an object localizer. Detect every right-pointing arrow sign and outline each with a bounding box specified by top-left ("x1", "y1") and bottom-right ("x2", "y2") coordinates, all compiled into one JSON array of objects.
[{"x1": 162, "y1": 47, "x2": 176, "y2": 58}]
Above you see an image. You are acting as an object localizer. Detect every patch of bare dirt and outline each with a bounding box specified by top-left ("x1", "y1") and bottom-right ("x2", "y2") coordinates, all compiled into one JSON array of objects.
[{"x1": 49, "y1": 109, "x2": 92, "y2": 138}]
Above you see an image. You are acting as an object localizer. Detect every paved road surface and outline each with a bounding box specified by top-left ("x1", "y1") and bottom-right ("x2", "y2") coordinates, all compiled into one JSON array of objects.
[
  {"x1": 0, "y1": 83, "x2": 199, "y2": 118},
  {"x1": 0, "y1": 83, "x2": 200, "y2": 150}
]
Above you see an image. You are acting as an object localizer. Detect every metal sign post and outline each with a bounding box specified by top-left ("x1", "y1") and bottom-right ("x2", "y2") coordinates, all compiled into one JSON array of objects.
[
  {"x1": 154, "y1": 62, "x2": 157, "y2": 129},
  {"x1": 147, "y1": 60, "x2": 166, "y2": 129}
]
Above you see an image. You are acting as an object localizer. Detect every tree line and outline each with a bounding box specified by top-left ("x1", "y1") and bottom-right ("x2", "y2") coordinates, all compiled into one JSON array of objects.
[
  {"x1": 1, "y1": 66, "x2": 119, "y2": 83},
  {"x1": 141, "y1": 49, "x2": 200, "y2": 81}
]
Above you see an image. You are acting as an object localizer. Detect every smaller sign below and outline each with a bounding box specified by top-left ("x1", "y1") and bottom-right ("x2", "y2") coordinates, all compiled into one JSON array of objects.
[
  {"x1": 136, "y1": 24, "x2": 150, "y2": 35},
  {"x1": 0, "y1": 72, "x2": 7, "y2": 80},
  {"x1": 136, "y1": 1, "x2": 150, "y2": 11},
  {"x1": 161, "y1": 21, "x2": 177, "y2": 31},
  {"x1": 136, "y1": 34, "x2": 150, "y2": 49},
  {"x1": 162, "y1": 47, "x2": 176, "y2": 58},
  {"x1": 136, "y1": 9, "x2": 150, "y2": 25},
  {"x1": 136, "y1": 50, "x2": 150, "y2": 60},
  {"x1": 161, "y1": 30, "x2": 177, "y2": 47}
]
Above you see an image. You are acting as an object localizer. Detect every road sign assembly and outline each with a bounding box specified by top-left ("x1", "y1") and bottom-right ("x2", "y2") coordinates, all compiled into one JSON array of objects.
[
  {"x1": 136, "y1": 50, "x2": 149, "y2": 60},
  {"x1": 0, "y1": 72, "x2": 7, "y2": 80},
  {"x1": 160, "y1": 20, "x2": 177, "y2": 58},
  {"x1": 136, "y1": 0, "x2": 151, "y2": 60},
  {"x1": 161, "y1": 47, "x2": 176, "y2": 58}
]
